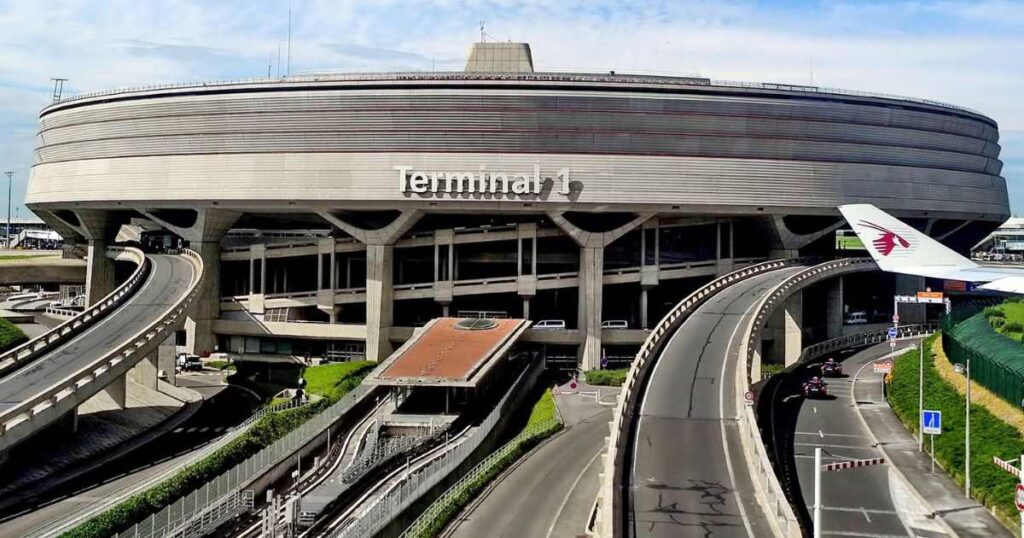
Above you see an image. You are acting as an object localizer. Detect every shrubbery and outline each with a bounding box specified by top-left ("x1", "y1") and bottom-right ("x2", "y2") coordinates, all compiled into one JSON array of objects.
[
  {"x1": 63, "y1": 360, "x2": 374, "y2": 538},
  {"x1": 583, "y1": 368, "x2": 628, "y2": 386},
  {"x1": 0, "y1": 317, "x2": 28, "y2": 353},
  {"x1": 888, "y1": 335, "x2": 1024, "y2": 530}
]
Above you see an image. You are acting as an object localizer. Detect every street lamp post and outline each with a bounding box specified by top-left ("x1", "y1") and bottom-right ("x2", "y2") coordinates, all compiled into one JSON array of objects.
[
  {"x1": 966, "y1": 357, "x2": 972, "y2": 496},
  {"x1": 4, "y1": 171, "x2": 12, "y2": 249},
  {"x1": 919, "y1": 342, "x2": 924, "y2": 451}
]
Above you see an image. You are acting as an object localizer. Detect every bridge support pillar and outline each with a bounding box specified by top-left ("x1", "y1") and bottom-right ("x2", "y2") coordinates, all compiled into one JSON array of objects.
[
  {"x1": 130, "y1": 353, "x2": 159, "y2": 390},
  {"x1": 826, "y1": 276, "x2": 844, "y2": 339},
  {"x1": 366, "y1": 244, "x2": 394, "y2": 361},
  {"x1": 768, "y1": 291, "x2": 803, "y2": 366},
  {"x1": 895, "y1": 274, "x2": 926, "y2": 324},
  {"x1": 578, "y1": 246, "x2": 604, "y2": 371},
  {"x1": 88, "y1": 373, "x2": 127, "y2": 410},
  {"x1": 84, "y1": 238, "x2": 116, "y2": 307},
  {"x1": 186, "y1": 241, "x2": 223, "y2": 356}
]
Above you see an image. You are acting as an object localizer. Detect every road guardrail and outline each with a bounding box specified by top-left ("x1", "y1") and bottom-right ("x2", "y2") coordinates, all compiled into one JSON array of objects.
[{"x1": 0, "y1": 247, "x2": 148, "y2": 378}]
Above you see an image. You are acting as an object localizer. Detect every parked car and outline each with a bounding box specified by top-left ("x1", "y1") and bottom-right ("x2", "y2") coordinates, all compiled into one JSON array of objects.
[
  {"x1": 601, "y1": 320, "x2": 628, "y2": 329},
  {"x1": 533, "y1": 319, "x2": 566, "y2": 330}
]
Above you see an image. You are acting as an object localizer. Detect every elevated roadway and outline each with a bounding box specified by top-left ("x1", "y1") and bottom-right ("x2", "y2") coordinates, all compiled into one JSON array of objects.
[
  {"x1": 0, "y1": 252, "x2": 200, "y2": 455},
  {"x1": 0, "y1": 256, "x2": 85, "y2": 285},
  {"x1": 629, "y1": 267, "x2": 802, "y2": 537}
]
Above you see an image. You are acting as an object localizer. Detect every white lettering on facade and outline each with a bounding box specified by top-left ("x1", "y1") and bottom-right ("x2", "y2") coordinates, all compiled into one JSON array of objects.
[{"x1": 394, "y1": 165, "x2": 572, "y2": 198}]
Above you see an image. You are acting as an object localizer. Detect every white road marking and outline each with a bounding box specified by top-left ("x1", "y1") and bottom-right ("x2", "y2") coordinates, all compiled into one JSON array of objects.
[
  {"x1": 545, "y1": 448, "x2": 603, "y2": 538},
  {"x1": 813, "y1": 406, "x2": 818, "y2": 414},
  {"x1": 819, "y1": 429, "x2": 824, "y2": 438},
  {"x1": 861, "y1": 507, "x2": 872, "y2": 523}
]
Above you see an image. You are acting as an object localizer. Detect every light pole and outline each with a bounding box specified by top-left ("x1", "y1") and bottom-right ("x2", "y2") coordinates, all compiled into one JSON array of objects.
[
  {"x1": 966, "y1": 357, "x2": 972, "y2": 496},
  {"x1": 813, "y1": 447, "x2": 822, "y2": 538},
  {"x1": 4, "y1": 171, "x2": 12, "y2": 249},
  {"x1": 919, "y1": 342, "x2": 924, "y2": 451}
]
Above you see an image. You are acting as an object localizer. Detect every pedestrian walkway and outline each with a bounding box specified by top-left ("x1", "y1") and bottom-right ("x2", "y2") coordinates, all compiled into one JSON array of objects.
[{"x1": 853, "y1": 344, "x2": 1011, "y2": 538}]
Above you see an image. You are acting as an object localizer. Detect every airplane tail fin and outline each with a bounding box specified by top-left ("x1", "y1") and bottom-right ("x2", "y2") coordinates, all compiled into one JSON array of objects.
[{"x1": 837, "y1": 204, "x2": 976, "y2": 275}]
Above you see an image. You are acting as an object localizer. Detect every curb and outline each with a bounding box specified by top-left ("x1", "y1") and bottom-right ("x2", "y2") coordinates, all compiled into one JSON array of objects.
[{"x1": 849, "y1": 341, "x2": 963, "y2": 538}]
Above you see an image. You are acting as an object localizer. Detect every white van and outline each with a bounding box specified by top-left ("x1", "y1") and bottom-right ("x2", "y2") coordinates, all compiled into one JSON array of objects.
[
  {"x1": 601, "y1": 320, "x2": 628, "y2": 329},
  {"x1": 533, "y1": 319, "x2": 566, "y2": 330},
  {"x1": 845, "y1": 311, "x2": 868, "y2": 325}
]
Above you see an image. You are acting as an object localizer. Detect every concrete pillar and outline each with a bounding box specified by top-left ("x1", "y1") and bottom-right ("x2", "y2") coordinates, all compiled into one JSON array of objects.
[
  {"x1": 578, "y1": 246, "x2": 604, "y2": 371},
  {"x1": 186, "y1": 241, "x2": 222, "y2": 355},
  {"x1": 366, "y1": 244, "x2": 394, "y2": 361},
  {"x1": 85, "y1": 238, "x2": 116, "y2": 306},
  {"x1": 130, "y1": 353, "x2": 159, "y2": 390},
  {"x1": 640, "y1": 287, "x2": 649, "y2": 329},
  {"x1": 767, "y1": 291, "x2": 803, "y2": 366},
  {"x1": 158, "y1": 334, "x2": 176, "y2": 386},
  {"x1": 826, "y1": 276, "x2": 844, "y2": 339},
  {"x1": 88, "y1": 374, "x2": 127, "y2": 410},
  {"x1": 523, "y1": 297, "x2": 530, "y2": 320}
]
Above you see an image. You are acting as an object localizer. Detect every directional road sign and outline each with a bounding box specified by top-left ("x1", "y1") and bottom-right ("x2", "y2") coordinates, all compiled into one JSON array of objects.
[
  {"x1": 1016, "y1": 484, "x2": 1024, "y2": 512},
  {"x1": 887, "y1": 327, "x2": 899, "y2": 339},
  {"x1": 922, "y1": 409, "x2": 942, "y2": 435}
]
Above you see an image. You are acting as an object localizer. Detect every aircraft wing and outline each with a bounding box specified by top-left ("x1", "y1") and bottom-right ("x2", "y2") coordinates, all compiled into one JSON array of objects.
[{"x1": 838, "y1": 204, "x2": 1024, "y2": 293}]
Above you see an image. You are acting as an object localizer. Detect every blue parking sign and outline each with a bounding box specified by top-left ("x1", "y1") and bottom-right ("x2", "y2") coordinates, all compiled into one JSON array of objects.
[
  {"x1": 887, "y1": 327, "x2": 899, "y2": 339},
  {"x1": 922, "y1": 409, "x2": 941, "y2": 435}
]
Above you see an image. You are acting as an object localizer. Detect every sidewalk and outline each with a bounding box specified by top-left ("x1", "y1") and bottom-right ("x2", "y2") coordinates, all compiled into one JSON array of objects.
[{"x1": 852, "y1": 346, "x2": 1011, "y2": 538}]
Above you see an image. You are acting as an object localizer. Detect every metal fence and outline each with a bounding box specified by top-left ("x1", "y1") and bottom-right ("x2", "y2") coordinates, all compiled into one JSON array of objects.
[
  {"x1": 943, "y1": 310, "x2": 1024, "y2": 409},
  {"x1": 797, "y1": 324, "x2": 938, "y2": 363},
  {"x1": 398, "y1": 417, "x2": 561, "y2": 538},
  {"x1": 326, "y1": 362, "x2": 544, "y2": 538},
  {"x1": 112, "y1": 386, "x2": 372, "y2": 538}
]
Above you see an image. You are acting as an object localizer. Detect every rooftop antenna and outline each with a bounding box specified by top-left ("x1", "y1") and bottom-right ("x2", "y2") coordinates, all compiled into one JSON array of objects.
[
  {"x1": 277, "y1": 45, "x2": 282, "y2": 77},
  {"x1": 809, "y1": 57, "x2": 814, "y2": 86},
  {"x1": 286, "y1": 0, "x2": 292, "y2": 76},
  {"x1": 50, "y1": 78, "x2": 68, "y2": 103},
  {"x1": 268, "y1": 54, "x2": 272, "y2": 78},
  {"x1": 480, "y1": 20, "x2": 485, "y2": 42}
]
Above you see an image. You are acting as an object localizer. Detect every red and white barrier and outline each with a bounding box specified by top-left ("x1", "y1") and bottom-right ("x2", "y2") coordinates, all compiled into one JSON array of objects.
[{"x1": 822, "y1": 457, "x2": 885, "y2": 472}]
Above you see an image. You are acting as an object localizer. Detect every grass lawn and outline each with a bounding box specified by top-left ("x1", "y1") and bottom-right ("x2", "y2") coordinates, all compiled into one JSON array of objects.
[
  {"x1": 888, "y1": 335, "x2": 1024, "y2": 529},
  {"x1": 302, "y1": 361, "x2": 375, "y2": 400},
  {"x1": 0, "y1": 255, "x2": 36, "y2": 262},
  {"x1": 526, "y1": 387, "x2": 558, "y2": 428},
  {"x1": 984, "y1": 301, "x2": 1024, "y2": 341},
  {"x1": 0, "y1": 317, "x2": 28, "y2": 353}
]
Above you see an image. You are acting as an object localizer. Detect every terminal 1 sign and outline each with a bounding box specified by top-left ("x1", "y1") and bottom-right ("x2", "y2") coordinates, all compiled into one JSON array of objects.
[{"x1": 395, "y1": 165, "x2": 574, "y2": 198}]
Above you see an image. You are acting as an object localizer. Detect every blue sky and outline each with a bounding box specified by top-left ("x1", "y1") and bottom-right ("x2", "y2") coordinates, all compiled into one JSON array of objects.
[{"x1": 1, "y1": 0, "x2": 1022, "y2": 220}]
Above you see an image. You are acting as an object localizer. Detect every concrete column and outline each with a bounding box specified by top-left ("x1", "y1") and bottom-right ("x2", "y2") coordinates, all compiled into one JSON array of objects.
[
  {"x1": 578, "y1": 246, "x2": 604, "y2": 371},
  {"x1": 640, "y1": 288, "x2": 649, "y2": 329},
  {"x1": 186, "y1": 241, "x2": 222, "y2": 355},
  {"x1": 826, "y1": 276, "x2": 844, "y2": 339},
  {"x1": 88, "y1": 374, "x2": 127, "y2": 410},
  {"x1": 523, "y1": 297, "x2": 530, "y2": 320},
  {"x1": 85, "y1": 238, "x2": 116, "y2": 307},
  {"x1": 365, "y1": 244, "x2": 394, "y2": 361},
  {"x1": 130, "y1": 353, "x2": 159, "y2": 390},
  {"x1": 158, "y1": 334, "x2": 176, "y2": 386},
  {"x1": 767, "y1": 291, "x2": 803, "y2": 366}
]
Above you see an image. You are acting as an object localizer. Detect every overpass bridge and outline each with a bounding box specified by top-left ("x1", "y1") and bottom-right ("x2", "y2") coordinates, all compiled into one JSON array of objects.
[
  {"x1": 0, "y1": 248, "x2": 202, "y2": 460},
  {"x1": 0, "y1": 255, "x2": 85, "y2": 285}
]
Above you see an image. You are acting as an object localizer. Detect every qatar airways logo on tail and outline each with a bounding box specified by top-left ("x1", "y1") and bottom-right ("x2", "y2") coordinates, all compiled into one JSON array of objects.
[{"x1": 858, "y1": 221, "x2": 910, "y2": 256}]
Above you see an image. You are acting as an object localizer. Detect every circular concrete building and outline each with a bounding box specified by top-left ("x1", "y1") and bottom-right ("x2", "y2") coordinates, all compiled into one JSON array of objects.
[{"x1": 26, "y1": 43, "x2": 1009, "y2": 368}]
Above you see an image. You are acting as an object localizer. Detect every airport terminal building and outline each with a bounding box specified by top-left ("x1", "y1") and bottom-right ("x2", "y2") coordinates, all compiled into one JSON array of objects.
[{"x1": 25, "y1": 43, "x2": 1009, "y2": 369}]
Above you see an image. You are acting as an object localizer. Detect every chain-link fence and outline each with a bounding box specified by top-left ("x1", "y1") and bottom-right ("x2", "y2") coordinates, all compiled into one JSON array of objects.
[
  {"x1": 326, "y1": 362, "x2": 544, "y2": 538},
  {"x1": 112, "y1": 386, "x2": 372, "y2": 538},
  {"x1": 943, "y1": 310, "x2": 1024, "y2": 409},
  {"x1": 398, "y1": 416, "x2": 561, "y2": 538}
]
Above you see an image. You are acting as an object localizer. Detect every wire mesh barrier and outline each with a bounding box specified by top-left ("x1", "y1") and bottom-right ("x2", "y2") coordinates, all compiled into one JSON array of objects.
[
  {"x1": 398, "y1": 417, "x2": 562, "y2": 538},
  {"x1": 111, "y1": 386, "x2": 372, "y2": 538},
  {"x1": 942, "y1": 311, "x2": 1024, "y2": 408},
  {"x1": 324, "y1": 361, "x2": 545, "y2": 538},
  {"x1": 342, "y1": 432, "x2": 432, "y2": 484}
]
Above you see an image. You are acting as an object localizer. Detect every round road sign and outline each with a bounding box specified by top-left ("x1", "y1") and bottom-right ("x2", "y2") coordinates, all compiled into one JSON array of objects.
[
  {"x1": 892, "y1": 314, "x2": 900, "y2": 323},
  {"x1": 570, "y1": 381, "x2": 577, "y2": 390},
  {"x1": 1016, "y1": 484, "x2": 1024, "y2": 512},
  {"x1": 744, "y1": 390, "x2": 755, "y2": 402},
  {"x1": 887, "y1": 327, "x2": 899, "y2": 339}
]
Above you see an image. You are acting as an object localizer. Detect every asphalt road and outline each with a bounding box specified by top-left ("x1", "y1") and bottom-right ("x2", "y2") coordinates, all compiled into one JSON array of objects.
[
  {"x1": 793, "y1": 345, "x2": 914, "y2": 537},
  {"x1": 0, "y1": 255, "x2": 193, "y2": 410},
  {"x1": 630, "y1": 268, "x2": 802, "y2": 538},
  {"x1": 448, "y1": 385, "x2": 615, "y2": 538},
  {"x1": 0, "y1": 372, "x2": 259, "y2": 537}
]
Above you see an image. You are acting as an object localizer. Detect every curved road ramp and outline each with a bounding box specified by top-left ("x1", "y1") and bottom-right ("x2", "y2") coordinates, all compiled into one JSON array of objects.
[{"x1": 0, "y1": 248, "x2": 203, "y2": 460}]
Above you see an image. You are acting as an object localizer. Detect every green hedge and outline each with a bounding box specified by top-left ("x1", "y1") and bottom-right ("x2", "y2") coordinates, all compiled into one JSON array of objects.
[
  {"x1": 583, "y1": 368, "x2": 628, "y2": 387},
  {"x1": 888, "y1": 335, "x2": 1024, "y2": 528},
  {"x1": 0, "y1": 317, "x2": 28, "y2": 353},
  {"x1": 62, "y1": 362, "x2": 373, "y2": 538}
]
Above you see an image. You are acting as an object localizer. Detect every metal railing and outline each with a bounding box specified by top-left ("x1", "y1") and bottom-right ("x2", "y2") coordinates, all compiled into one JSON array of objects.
[
  {"x1": 326, "y1": 361, "x2": 544, "y2": 538},
  {"x1": 599, "y1": 258, "x2": 804, "y2": 537},
  {"x1": 798, "y1": 324, "x2": 938, "y2": 363},
  {"x1": 0, "y1": 247, "x2": 148, "y2": 378},
  {"x1": 112, "y1": 386, "x2": 373, "y2": 538},
  {"x1": 398, "y1": 417, "x2": 561, "y2": 538},
  {"x1": 0, "y1": 250, "x2": 202, "y2": 452},
  {"x1": 46, "y1": 71, "x2": 985, "y2": 118}
]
